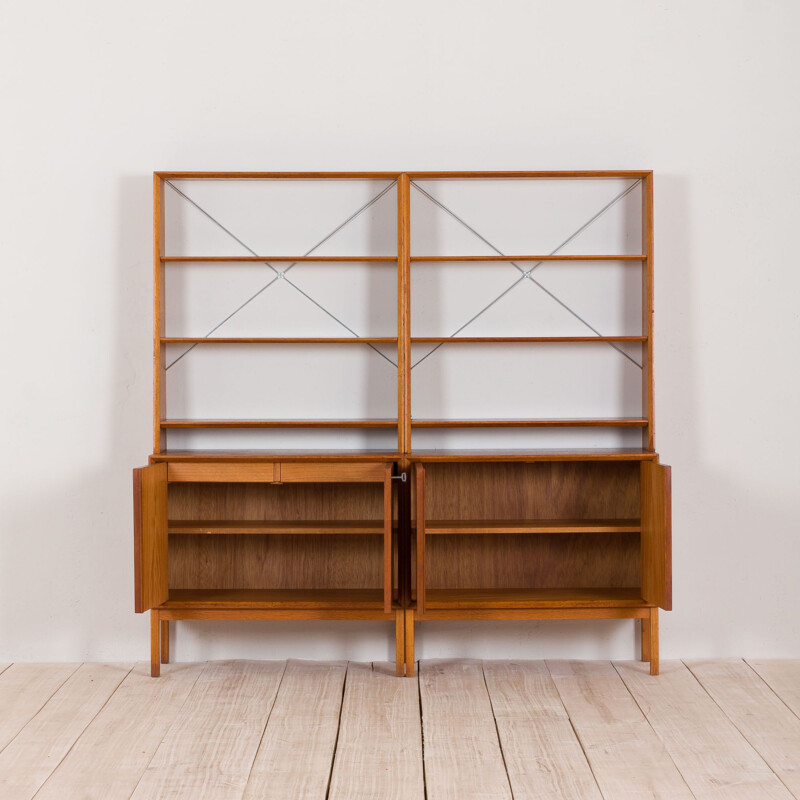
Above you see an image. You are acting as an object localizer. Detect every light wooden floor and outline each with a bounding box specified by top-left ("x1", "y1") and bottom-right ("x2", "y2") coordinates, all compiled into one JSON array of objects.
[{"x1": 0, "y1": 659, "x2": 798, "y2": 799}]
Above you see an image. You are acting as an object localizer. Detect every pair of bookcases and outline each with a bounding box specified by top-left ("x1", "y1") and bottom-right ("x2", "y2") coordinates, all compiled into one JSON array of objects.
[{"x1": 133, "y1": 171, "x2": 671, "y2": 677}]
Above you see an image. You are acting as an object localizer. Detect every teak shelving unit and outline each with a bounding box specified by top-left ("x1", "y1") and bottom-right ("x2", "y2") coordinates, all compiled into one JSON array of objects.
[{"x1": 133, "y1": 171, "x2": 671, "y2": 677}]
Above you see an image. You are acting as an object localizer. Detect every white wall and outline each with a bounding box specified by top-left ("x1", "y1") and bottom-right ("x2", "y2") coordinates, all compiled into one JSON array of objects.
[{"x1": 1, "y1": 0, "x2": 798, "y2": 662}]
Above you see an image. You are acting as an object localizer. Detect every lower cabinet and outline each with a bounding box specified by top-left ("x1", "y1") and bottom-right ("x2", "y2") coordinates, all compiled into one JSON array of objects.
[
  {"x1": 410, "y1": 457, "x2": 672, "y2": 675},
  {"x1": 133, "y1": 456, "x2": 671, "y2": 677},
  {"x1": 133, "y1": 459, "x2": 402, "y2": 677}
]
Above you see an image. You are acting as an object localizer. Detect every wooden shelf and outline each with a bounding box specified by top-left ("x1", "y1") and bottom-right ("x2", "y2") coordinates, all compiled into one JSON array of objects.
[
  {"x1": 164, "y1": 589, "x2": 385, "y2": 609},
  {"x1": 424, "y1": 519, "x2": 641, "y2": 535},
  {"x1": 411, "y1": 419, "x2": 647, "y2": 428},
  {"x1": 409, "y1": 448, "x2": 658, "y2": 462},
  {"x1": 162, "y1": 256, "x2": 397, "y2": 262},
  {"x1": 424, "y1": 588, "x2": 647, "y2": 609},
  {"x1": 169, "y1": 520, "x2": 384, "y2": 535},
  {"x1": 411, "y1": 336, "x2": 646, "y2": 343},
  {"x1": 151, "y1": 450, "x2": 402, "y2": 462},
  {"x1": 411, "y1": 255, "x2": 645, "y2": 262},
  {"x1": 161, "y1": 337, "x2": 397, "y2": 344},
  {"x1": 160, "y1": 420, "x2": 398, "y2": 429}
]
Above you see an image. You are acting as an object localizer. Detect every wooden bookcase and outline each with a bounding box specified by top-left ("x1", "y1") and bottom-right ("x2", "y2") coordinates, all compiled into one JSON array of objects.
[{"x1": 133, "y1": 171, "x2": 671, "y2": 676}]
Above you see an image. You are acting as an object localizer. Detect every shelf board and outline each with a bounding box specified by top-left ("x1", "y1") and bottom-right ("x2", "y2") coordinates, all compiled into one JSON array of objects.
[
  {"x1": 161, "y1": 337, "x2": 397, "y2": 344},
  {"x1": 411, "y1": 336, "x2": 646, "y2": 343},
  {"x1": 411, "y1": 255, "x2": 645, "y2": 262},
  {"x1": 411, "y1": 418, "x2": 647, "y2": 428},
  {"x1": 425, "y1": 588, "x2": 647, "y2": 609},
  {"x1": 425, "y1": 519, "x2": 640, "y2": 535},
  {"x1": 151, "y1": 450, "x2": 402, "y2": 462},
  {"x1": 164, "y1": 589, "x2": 385, "y2": 609},
  {"x1": 162, "y1": 256, "x2": 397, "y2": 262},
  {"x1": 160, "y1": 419, "x2": 398, "y2": 429},
  {"x1": 169, "y1": 520, "x2": 384, "y2": 535},
  {"x1": 409, "y1": 448, "x2": 658, "y2": 462}
]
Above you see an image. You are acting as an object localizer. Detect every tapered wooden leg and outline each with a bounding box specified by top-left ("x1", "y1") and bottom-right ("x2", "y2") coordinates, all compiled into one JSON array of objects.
[
  {"x1": 641, "y1": 615, "x2": 651, "y2": 662},
  {"x1": 160, "y1": 619, "x2": 170, "y2": 664},
  {"x1": 395, "y1": 610, "x2": 405, "y2": 676},
  {"x1": 150, "y1": 610, "x2": 160, "y2": 677},
  {"x1": 404, "y1": 609, "x2": 415, "y2": 677},
  {"x1": 649, "y1": 608, "x2": 659, "y2": 675}
]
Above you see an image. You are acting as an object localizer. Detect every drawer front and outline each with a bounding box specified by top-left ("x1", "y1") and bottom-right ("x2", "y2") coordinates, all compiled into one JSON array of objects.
[{"x1": 167, "y1": 461, "x2": 389, "y2": 483}]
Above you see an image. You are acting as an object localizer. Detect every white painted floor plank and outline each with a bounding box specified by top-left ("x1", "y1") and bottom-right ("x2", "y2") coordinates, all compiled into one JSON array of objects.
[
  {"x1": 686, "y1": 659, "x2": 800, "y2": 798},
  {"x1": 34, "y1": 662, "x2": 204, "y2": 800},
  {"x1": 747, "y1": 660, "x2": 800, "y2": 720},
  {"x1": 0, "y1": 663, "x2": 133, "y2": 800},
  {"x1": 243, "y1": 660, "x2": 346, "y2": 800},
  {"x1": 130, "y1": 660, "x2": 285, "y2": 800},
  {"x1": 420, "y1": 659, "x2": 512, "y2": 800},
  {"x1": 0, "y1": 663, "x2": 80, "y2": 753},
  {"x1": 547, "y1": 660, "x2": 694, "y2": 800},
  {"x1": 483, "y1": 660, "x2": 602, "y2": 800},
  {"x1": 616, "y1": 660, "x2": 793, "y2": 800},
  {"x1": 328, "y1": 662, "x2": 424, "y2": 800}
]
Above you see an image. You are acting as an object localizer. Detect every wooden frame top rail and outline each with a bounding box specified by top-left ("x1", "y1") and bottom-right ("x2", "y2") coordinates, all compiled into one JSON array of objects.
[
  {"x1": 410, "y1": 255, "x2": 646, "y2": 262},
  {"x1": 160, "y1": 419, "x2": 398, "y2": 429},
  {"x1": 410, "y1": 418, "x2": 648, "y2": 428},
  {"x1": 155, "y1": 170, "x2": 652, "y2": 180},
  {"x1": 161, "y1": 337, "x2": 398, "y2": 344},
  {"x1": 410, "y1": 336, "x2": 646, "y2": 343},
  {"x1": 162, "y1": 256, "x2": 398, "y2": 263}
]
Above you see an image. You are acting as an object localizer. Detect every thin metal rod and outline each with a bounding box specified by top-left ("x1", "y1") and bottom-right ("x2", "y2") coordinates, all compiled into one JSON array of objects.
[
  {"x1": 164, "y1": 180, "x2": 398, "y2": 369},
  {"x1": 409, "y1": 180, "x2": 643, "y2": 369}
]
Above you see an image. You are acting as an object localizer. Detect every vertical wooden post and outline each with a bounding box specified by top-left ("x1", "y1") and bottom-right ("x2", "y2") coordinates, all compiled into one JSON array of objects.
[
  {"x1": 397, "y1": 173, "x2": 411, "y2": 455},
  {"x1": 642, "y1": 172, "x2": 655, "y2": 451},
  {"x1": 150, "y1": 610, "x2": 161, "y2": 677},
  {"x1": 153, "y1": 174, "x2": 166, "y2": 454},
  {"x1": 649, "y1": 608, "x2": 659, "y2": 675},
  {"x1": 160, "y1": 619, "x2": 170, "y2": 664},
  {"x1": 641, "y1": 616, "x2": 651, "y2": 662},
  {"x1": 395, "y1": 610, "x2": 405, "y2": 676},
  {"x1": 404, "y1": 608, "x2": 415, "y2": 677}
]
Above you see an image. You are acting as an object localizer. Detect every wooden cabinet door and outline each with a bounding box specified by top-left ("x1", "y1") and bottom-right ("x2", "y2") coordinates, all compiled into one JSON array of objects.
[
  {"x1": 641, "y1": 462, "x2": 672, "y2": 610},
  {"x1": 133, "y1": 463, "x2": 168, "y2": 612}
]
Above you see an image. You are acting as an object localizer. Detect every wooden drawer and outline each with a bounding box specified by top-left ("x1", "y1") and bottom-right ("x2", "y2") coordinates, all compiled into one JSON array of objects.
[{"x1": 167, "y1": 461, "x2": 389, "y2": 483}]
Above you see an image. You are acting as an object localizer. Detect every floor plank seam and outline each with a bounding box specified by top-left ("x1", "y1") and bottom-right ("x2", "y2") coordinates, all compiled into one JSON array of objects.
[
  {"x1": 544, "y1": 661, "x2": 608, "y2": 800},
  {"x1": 682, "y1": 659, "x2": 799, "y2": 800},
  {"x1": 31, "y1": 663, "x2": 136, "y2": 800},
  {"x1": 610, "y1": 661, "x2": 699, "y2": 800},
  {"x1": 123, "y1": 660, "x2": 210, "y2": 800},
  {"x1": 415, "y1": 662, "x2": 428, "y2": 800},
  {"x1": 0, "y1": 664, "x2": 11, "y2": 678},
  {"x1": 480, "y1": 661, "x2": 516, "y2": 800},
  {"x1": 241, "y1": 659, "x2": 289, "y2": 799},
  {"x1": 0, "y1": 662, "x2": 83, "y2": 759},
  {"x1": 744, "y1": 659, "x2": 800, "y2": 724},
  {"x1": 324, "y1": 660, "x2": 350, "y2": 800}
]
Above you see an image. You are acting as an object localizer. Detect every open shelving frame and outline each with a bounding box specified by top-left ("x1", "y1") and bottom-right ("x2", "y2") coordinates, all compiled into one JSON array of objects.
[{"x1": 134, "y1": 170, "x2": 671, "y2": 677}]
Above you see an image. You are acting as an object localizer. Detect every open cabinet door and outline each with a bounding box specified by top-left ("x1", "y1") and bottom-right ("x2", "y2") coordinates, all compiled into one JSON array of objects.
[
  {"x1": 133, "y1": 463, "x2": 168, "y2": 612},
  {"x1": 641, "y1": 462, "x2": 672, "y2": 610}
]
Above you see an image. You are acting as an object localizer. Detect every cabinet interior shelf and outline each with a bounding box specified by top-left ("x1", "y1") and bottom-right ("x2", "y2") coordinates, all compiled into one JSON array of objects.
[
  {"x1": 165, "y1": 589, "x2": 385, "y2": 609},
  {"x1": 168, "y1": 520, "x2": 385, "y2": 535},
  {"x1": 424, "y1": 588, "x2": 648, "y2": 609},
  {"x1": 424, "y1": 519, "x2": 641, "y2": 534}
]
